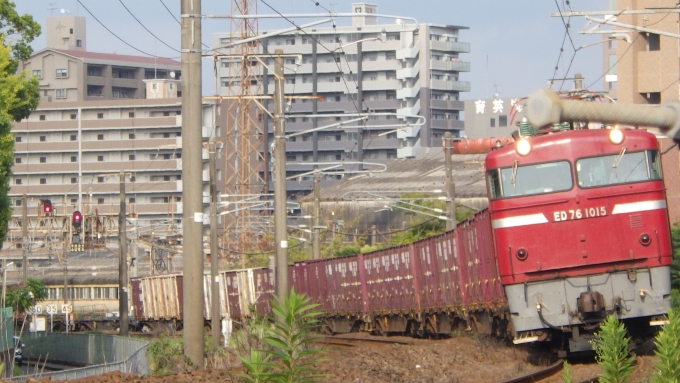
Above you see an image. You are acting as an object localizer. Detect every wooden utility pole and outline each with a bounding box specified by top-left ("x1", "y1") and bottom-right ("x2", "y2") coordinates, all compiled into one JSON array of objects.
[
  {"x1": 119, "y1": 170, "x2": 128, "y2": 336},
  {"x1": 181, "y1": 0, "x2": 204, "y2": 368},
  {"x1": 273, "y1": 49, "x2": 288, "y2": 300},
  {"x1": 444, "y1": 132, "x2": 457, "y2": 231}
]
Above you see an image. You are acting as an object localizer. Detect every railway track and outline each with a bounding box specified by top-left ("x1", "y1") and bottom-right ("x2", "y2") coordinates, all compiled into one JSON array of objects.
[{"x1": 497, "y1": 359, "x2": 600, "y2": 383}]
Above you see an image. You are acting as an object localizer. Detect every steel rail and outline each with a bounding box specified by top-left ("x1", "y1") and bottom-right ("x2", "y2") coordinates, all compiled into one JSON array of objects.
[{"x1": 497, "y1": 359, "x2": 563, "y2": 383}]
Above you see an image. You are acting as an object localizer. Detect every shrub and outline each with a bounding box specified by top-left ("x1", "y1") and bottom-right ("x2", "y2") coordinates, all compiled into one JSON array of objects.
[
  {"x1": 652, "y1": 309, "x2": 680, "y2": 383},
  {"x1": 590, "y1": 315, "x2": 635, "y2": 383}
]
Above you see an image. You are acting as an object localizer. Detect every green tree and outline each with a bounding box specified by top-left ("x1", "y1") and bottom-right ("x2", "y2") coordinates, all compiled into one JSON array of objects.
[
  {"x1": 6, "y1": 278, "x2": 47, "y2": 313},
  {"x1": 0, "y1": 1, "x2": 41, "y2": 71},
  {"x1": 590, "y1": 315, "x2": 635, "y2": 383},
  {"x1": 0, "y1": 3, "x2": 41, "y2": 247}
]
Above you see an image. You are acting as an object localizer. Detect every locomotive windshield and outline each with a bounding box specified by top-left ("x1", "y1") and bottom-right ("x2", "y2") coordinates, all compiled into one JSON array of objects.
[
  {"x1": 576, "y1": 150, "x2": 662, "y2": 188},
  {"x1": 487, "y1": 161, "x2": 573, "y2": 199}
]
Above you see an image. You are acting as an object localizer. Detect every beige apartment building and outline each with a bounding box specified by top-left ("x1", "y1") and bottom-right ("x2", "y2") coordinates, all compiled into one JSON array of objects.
[
  {"x1": 614, "y1": 0, "x2": 679, "y2": 104},
  {"x1": 17, "y1": 16, "x2": 181, "y2": 103}
]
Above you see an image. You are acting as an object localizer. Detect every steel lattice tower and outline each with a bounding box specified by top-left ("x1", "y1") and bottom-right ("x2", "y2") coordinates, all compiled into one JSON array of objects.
[{"x1": 222, "y1": 0, "x2": 268, "y2": 266}]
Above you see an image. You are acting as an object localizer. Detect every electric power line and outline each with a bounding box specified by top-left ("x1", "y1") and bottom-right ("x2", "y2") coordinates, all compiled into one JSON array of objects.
[
  {"x1": 118, "y1": 0, "x2": 180, "y2": 53},
  {"x1": 586, "y1": 33, "x2": 640, "y2": 89},
  {"x1": 76, "y1": 0, "x2": 175, "y2": 59}
]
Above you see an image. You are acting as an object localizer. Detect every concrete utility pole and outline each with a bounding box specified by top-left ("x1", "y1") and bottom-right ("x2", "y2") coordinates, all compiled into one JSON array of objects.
[
  {"x1": 118, "y1": 170, "x2": 128, "y2": 336},
  {"x1": 22, "y1": 194, "x2": 27, "y2": 284},
  {"x1": 209, "y1": 139, "x2": 220, "y2": 345},
  {"x1": 273, "y1": 49, "x2": 288, "y2": 300},
  {"x1": 63, "y1": 264, "x2": 68, "y2": 333},
  {"x1": 181, "y1": 0, "x2": 204, "y2": 368},
  {"x1": 312, "y1": 177, "x2": 320, "y2": 260},
  {"x1": 444, "y1": 132, "x2": 457, "y2": 231}
]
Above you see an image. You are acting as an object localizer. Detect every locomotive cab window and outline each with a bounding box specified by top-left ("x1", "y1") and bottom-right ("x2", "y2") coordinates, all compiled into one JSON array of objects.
[
  {"x1": 487, "y1": 160, "x2": 573, "y2": 199},
  {"x1": 576, "y1": 149, "x2": 662, "y2": 188}
]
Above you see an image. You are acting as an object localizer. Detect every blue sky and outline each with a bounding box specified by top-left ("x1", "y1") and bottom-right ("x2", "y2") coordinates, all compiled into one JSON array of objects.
[{"x1": 15, "y1": 0, "x2": 609, "y2": 100}]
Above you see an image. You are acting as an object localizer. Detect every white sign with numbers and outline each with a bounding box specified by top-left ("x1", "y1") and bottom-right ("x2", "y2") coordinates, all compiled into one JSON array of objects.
[
  {"x1": 46, "y1": 305, "x2": 58, "y2": 314},
  {"x1": 61, "y1": 304, "x2": 73, "y2": 314},
  {"x1": 29, "y1": 305, "x2": 42, "y2": 314}
]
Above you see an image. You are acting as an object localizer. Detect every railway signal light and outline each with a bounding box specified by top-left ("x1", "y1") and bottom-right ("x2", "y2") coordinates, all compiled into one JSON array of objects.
[
  {"x1": 42, "y1": 199, "x2": 52, "y2": 215},
  {"x1": 72, "y1": 211, "x2": 82, "y2": 230}
]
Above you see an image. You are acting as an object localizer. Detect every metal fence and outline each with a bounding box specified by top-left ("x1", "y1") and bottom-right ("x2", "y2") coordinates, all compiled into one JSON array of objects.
[{"x1": 10, "y1": 333, "x2": 148, "y2": 381}]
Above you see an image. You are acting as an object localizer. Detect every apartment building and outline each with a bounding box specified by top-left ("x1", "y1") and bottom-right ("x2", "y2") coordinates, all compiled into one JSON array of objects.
[
  {"x1": 17, "y1": 16, "x2": 181, "y2": 103},
  {"x1": 463, "y1": 97, "x2": 526, "y2": 138},
  {"x1": 611, "y1": 0, "x2": 678, "y2": 104},
  {"x1": 214, "y1": 3, "x2": 470, "y2": 192},
  {"x1": 8, "y1": 96, "x2": 216, "y2": 233}
]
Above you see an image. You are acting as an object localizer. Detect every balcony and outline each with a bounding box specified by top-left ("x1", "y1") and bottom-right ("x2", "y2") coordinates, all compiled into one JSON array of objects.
[
  {"x1": 362, "y1": 40, "x2": 402, "y2": 52},
  {"x1": 397, "y1": 83, "x2": 420, "y2": 99},
  {"x1": 396, "y1": 64, "x2": 419, "y2": 80},
  {"x1": 362, "y1": 79, "x2": 400, "y2": 91},
  {"x1": 362, "y1": 60, "x2": 400, "y2": 72},
  {"x1": 12, "y1": 120, "x2": 78, "y2": 132},
  {"x1": 430, "y1": 41, "x2": 471, "y2": 53},
  {"x1": 111, "y1": 78, "x2": 139, "y2": 89},
  {"x1": 430, "y1": 60, "x2": 470, "y2": 72},
  {"x1": 82, "y1": 116, "x2": 178, "y2": 129},
  {"x1": 397, "y1": 99, "x2": 421, "y2": 117},
  {"x1": 430, "y1": 80, "x2": 470, "y2": 92},
  {"x1": 82, "y1": 138, "x2": 177, "y2": 151},
  {"x1": 14, "y1": 142, "x2": 78, "y2": 153},
  {"x1": 12, "y1": 163, "x2": 79, "y2": 174},
  {"x1": 396, "y1": 46, "x2": 419, "y2": 60},
  {"x1": 363, "y1": 138, "x2": 400, "y2": 150},
  {"x1": 430, "y1": 99, "x2": 464, "y2": 110},
  {"x1": 431, "y1": 119, "x2": 464, "y2": 129}
]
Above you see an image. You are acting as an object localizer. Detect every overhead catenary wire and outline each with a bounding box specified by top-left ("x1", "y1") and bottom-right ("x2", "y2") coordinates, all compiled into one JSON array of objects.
[
  {"x1": 586, "y1": 33, "x2": 640, "y2": 89},
  {"x1": 76, "y1": 0, "x2": 177, "y2": 59},
  {"x1": 118, "y1": 0, "x2": 180, "y2": 53}
]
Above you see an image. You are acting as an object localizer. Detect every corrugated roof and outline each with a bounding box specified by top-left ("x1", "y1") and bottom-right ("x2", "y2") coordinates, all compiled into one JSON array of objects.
[
  {"x1": 55, "y1": 49, "x2": 181, "y2": 67},
  {"x1": 308, "y1": 152, "x2": 488, "y2": 202}
]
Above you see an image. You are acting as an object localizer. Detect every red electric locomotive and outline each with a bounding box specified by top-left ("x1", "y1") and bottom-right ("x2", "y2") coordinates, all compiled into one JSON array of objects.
[{"x1": 486, "y1": 127, "x2": 672, "y2": 352}]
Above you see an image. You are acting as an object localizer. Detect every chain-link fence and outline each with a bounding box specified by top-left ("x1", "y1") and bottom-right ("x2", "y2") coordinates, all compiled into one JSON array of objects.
[{"x1": 10, "y1": 333, "x2": 148, "y2": 381}]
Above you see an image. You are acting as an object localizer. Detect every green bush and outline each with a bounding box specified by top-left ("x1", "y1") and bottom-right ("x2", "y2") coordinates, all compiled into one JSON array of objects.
[
  {"x1": 590, "y1": 315, "x2": 635, "y2": 383},
  {"x1": 237, "y1": 288, "x2": 326, "y2": 383},
  {"x1": 652, "y1": 309, "x2": 680, "y2": 383}
]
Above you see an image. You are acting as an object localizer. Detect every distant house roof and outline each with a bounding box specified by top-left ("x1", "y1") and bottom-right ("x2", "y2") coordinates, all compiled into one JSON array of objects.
[{"x1": 31, "y1": 48, "x2": 181, "y2": 68}]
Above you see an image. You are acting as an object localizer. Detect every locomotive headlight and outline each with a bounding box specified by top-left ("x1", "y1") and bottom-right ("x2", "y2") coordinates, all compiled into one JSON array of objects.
[
  {"x1": 516, "y1": 138, "x2": 531, "y2": 156},
  {"x1": 608, "y1": 127, "x2": 624, "y2": 145},
  {"x1": 516, "y1": 248, "x2": 528, "y2": 261},
  {"x1": 639, "y1": 233, "x2": 651, "y2": 246}
]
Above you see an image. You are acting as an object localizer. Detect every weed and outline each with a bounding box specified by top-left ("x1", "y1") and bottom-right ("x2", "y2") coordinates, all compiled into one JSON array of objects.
[
  {"x1": 561, "y1": 360, "x2": 572, "y2": 383},
  {"x1": 590, "y1": 315, "x2": 635, "y2": 383}
]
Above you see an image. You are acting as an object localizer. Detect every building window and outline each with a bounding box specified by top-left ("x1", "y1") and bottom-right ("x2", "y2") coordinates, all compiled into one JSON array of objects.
[
  {"x1": 70, "y1": 114, "x2": 77, "y2": 120},
  {"x1": 39, "y1": 115, "x2": 46, "y2": 121},
  {"x1": 15, "y1": 157, "x2": 21, "y2": 164},
  {"x1": 129, "y1": 154, "x2": 136, "y2": 160},
  {"x1": 15, "y1": 136, "x2": 21, "y2": 143},
  {"x1": 129, "y1": 133, "x2": 136, "y2": 139},
  {"x1": 286, "y1": 155, "x2": 296, "y2": 161},
  {"x1": 71, "y1": 156, "x2": 77, "y2": 162},
  {"x1": 129, "y1": 112, "x2": 135, "y2": 118},
  {"x1": 76, "y1": 39, "x2": 82, "y2": 47},
  {"x1": 56, "y1": 89, "x2": 66, "y2": 99},
  {"x1": 56, "y1": 69, "x2": 68, "y2": 78},
  {"x1": 70, "y1": 198, "x2": 77, "y2": 204},
  {"x1": 644, "y1": 92, "x2": 661, "y2": 104},
  {"x1": 163, "y1": 111, "x2": 170, "y2": 117},
  {"x1": 646, "y1": 33, "x2": 660, "y2": 51},
  {"x1": 70, "y1": 134, "x2": 77, "y2": 141},
  {"x1": 15, "y1": 199, "x2": 22, "y2": 206},
  {"x1": 71, "y1": 177, "x2": 77, "y2": 184},
  {"x1": 499, "y1": 115, "x2": 508, "y2": 127},
  {"x1": 163, "y1": 132, "x2": 171, "y2": 138},
  {"x1": 40, "y1": 135, "x2": 46, "y2": 142},
  {"x1": 98, "y1": 177, "x2": 105, "y2": 183},
  {"x1": 40, "y1": 178, "x2": 47, "y2": 185},
  {"x1": 129, "y1": 197, "x2": 136, "y2": 203},
  {"x1": 97, "y1": 113, "x2": 104, "y2": 119},
  {"x1": 98, "y1": 198, "x2": 105, "y2": 204},
  {"x1": 97, "y1": 155, "x2": 104, "y2": 162},
  {"x1": 163, "y1": 175, "x2": 171, "y2": 181},
  {"x1": 40, "y1": 157, "x2": 46, "y2": 163},
  {"x1": 97, "y1": 134, "x2": 104, "y2": 140},
  {"x1": 15, "y1": 179, "x2": 21, "y2": 185},
  {"x1": 32, "y1": 70, "x2": 42, "y2": 78},
  {"x1": 163, "y1": 153, "x2": 171, "y2": 160},
  {"x1": 130, "y1": 176, "x2": 136, "y2": 182},
  {"x1": 285, "y1": 39, "x2": 295, "y2": 45},
  {"x1": 490, "y1": 118, "x2": 496, "y2": 128}
]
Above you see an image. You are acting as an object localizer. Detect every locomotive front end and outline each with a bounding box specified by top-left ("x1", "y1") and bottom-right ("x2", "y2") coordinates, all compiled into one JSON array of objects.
[{"x1": 486, "y1": 128, "x2": 672, "y2": 352}]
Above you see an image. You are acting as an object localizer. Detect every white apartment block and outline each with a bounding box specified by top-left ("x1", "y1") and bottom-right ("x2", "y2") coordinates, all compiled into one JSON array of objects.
[{"x1": 214, "y1": 3, "x2": 470, "y2": 193}]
